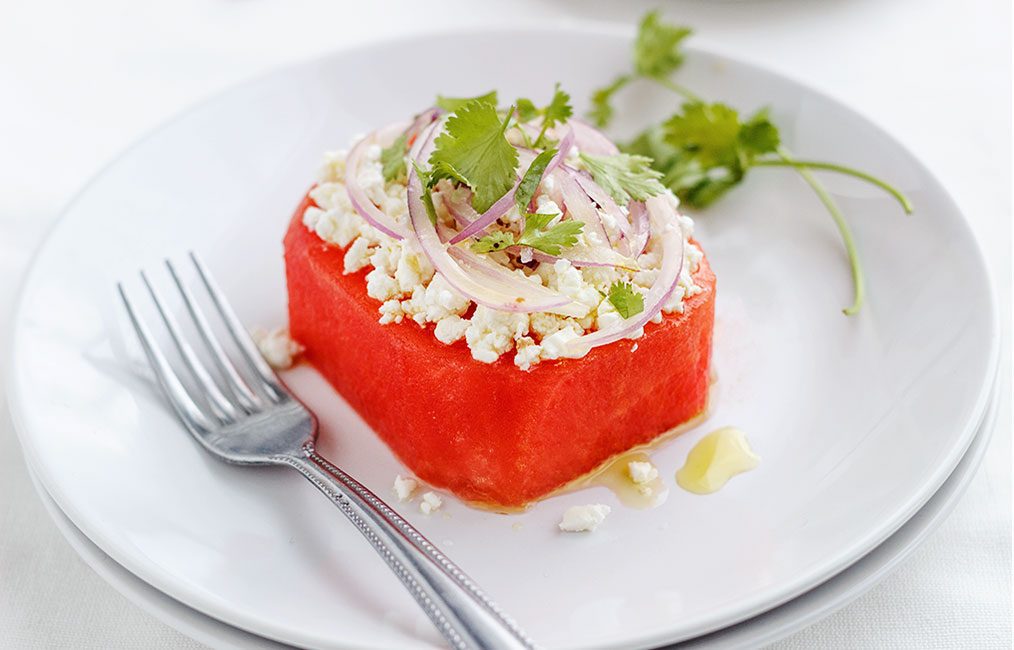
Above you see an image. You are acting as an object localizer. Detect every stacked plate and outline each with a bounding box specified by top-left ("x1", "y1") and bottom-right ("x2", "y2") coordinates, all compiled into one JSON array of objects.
[{"x1": 8, "y1": 26, "x2": 1000, "y2": 649}]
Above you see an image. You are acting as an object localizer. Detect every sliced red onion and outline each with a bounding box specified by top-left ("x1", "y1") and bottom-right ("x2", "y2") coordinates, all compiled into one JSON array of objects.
[
  {"x1": 571, "y1": 168, "x2": 631, "y2": 251},
  {"x1": 542, "y1": 127, "x2": 574, "y2": 178},
  {"x1": 405, "y1": 107, "x2": 441, "y2": 145},
  {"x1": 628, "y1": 201, "x2": 651, "y2": 257},
  {"x1": 436, "y1": 187, "x2": 478, "y2": 227},
  {"x1": 447, "y1": 177, "x2": 520, "y2": 244},
  {"x1": 345, "y1": 121, "x2": 412, "y2": 240},
  {"x1": 407, "y1": 123, "x2": 584, "y2": 316},
  {"x1": 555, "y1": 167, "x2": 610, "y2": 246},
  {"x1": 564, "y1": 195, "x2": 685, "y2": 357},
  {"x1": 531, "y1": 245, "x2": 638, "y2": 271},
  {"x1": 570, "y1": 118, "x2": 620, "y2": 155}
]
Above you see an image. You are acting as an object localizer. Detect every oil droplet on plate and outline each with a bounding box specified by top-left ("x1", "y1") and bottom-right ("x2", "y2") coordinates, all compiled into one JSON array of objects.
[{"x1": 676, "y1": 427, "x2": 759, "y2": 495}]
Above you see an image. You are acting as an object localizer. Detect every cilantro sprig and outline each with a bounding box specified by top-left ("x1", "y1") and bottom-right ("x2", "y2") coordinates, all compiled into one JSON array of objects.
[
  {"x1": 607, "y1": 282, "x2": 644, "y2": 319},
  {"x1": 590, "y1": 11, "x2": 914, "y2": 315},
  {"x1": 472, "y1": 212, "x2": 584, "y2": 257},
  {"x1": 515, "y1": 84, "x2": 574, "y2": 147},
  {"x1": 578, "y1": 152, "x2": 666, "y2": 204},
  {"x1": 436, "y1": 90, "x2": 498, "y2": 113},
  {"x1": 380, "y1": 132, "x2": 408, "y2": 183},
  {"x1": 428, "y1": 98, "x2": 518, "y2": 213}
]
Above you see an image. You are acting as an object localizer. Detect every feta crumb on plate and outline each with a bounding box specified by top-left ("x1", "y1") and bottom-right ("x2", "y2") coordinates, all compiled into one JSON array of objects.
[
  {"x1": 558, "y1": 504, "x2": 611, "y2": 532},
  {"x1": 393, "y1": 475, "x2": 418, "y2": 502},
  {"x1": 251, "y1": 327, "x2": 303, "y2": 370},
  {"x1": 420, "y1": 491, "x2": 443, "y2": 515},
  {"x1": 628, "y1": 461, "x2": 659, "y2": 485}
]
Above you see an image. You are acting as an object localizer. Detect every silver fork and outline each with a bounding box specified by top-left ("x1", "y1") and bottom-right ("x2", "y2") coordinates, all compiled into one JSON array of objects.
[{"x1": 118, "y1": 252, "x2": 535, "y2": 650}]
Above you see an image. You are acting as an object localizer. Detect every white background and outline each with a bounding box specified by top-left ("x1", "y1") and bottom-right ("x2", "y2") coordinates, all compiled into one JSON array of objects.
[{"x1": 0, "y1": 0, "x2": 1009, "y2": 647}]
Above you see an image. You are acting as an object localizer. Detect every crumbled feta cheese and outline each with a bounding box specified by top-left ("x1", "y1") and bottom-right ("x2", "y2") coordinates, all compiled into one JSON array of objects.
[
  {"x1": 540, "y1": 326, "x2": 585, "y2": 360},
  {"x1": 393, "y1": 475, "x2": 418, "y2": 502},
  {"x1": 365, "y1": 268, "x2": 400, "y2": 302},
  {"x1": 514, "y1": 336, "x2": 542, "y2": 371},
  {"x1": 465, "y1": 306, "x2": 529, "y2": 364},
  {"x1": 434, "y1": 315, "x2": 470, "y2": 344},
  {"x1": 378, "y1": 299, "x2": 406, "y2": 325},
  {"x1": 558, "y1": 504, "x2": 611, "y2": 532},
  {"x1": 628, "y1": 461, "x2": 659, "y2": 485},
  {"x1": 420, "y1": 491, "x2": 443, "y2": 515},
  {"x1": 251, "y1": 327, "x2": 303, "y2": 370},
  {"x1": 343, "y1": 236, "x2": 374, "y2": 274}
]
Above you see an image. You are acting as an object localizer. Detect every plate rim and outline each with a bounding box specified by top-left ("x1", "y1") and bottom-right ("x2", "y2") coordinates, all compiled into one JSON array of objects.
[{"x1": 5, "y1": 22, "x2": 1003, "y2": 650}]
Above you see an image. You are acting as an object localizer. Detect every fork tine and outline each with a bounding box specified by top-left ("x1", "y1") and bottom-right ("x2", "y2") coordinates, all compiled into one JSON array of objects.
[
  {"x1": 141, "y1": 271, "x2": 239, "y2": 423},
  {"x1": 164, "y1": 259, "x2": 262, "y2": 413},
  {"x1": 118, "y1": 283, "x2": 215, "y2": 433},
  {"x1": 189, "y1": 252, "x2": 285, "y2": 402}
]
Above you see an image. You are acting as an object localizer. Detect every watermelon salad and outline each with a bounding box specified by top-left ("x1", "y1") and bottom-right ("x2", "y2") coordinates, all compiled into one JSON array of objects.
[{"x1": 283, "y1": 89, "x2": 716, "y2": 511}]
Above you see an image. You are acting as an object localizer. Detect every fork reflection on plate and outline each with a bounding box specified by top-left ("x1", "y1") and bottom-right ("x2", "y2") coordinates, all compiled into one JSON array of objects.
[{"x1": 117, "y1": 252, "x2": 534, "y2": 650}]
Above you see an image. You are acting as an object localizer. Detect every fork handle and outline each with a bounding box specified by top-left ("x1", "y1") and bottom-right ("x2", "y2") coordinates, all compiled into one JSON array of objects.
[{"x1": 277, "y1": 448, "x2": 535, "y2": 650}]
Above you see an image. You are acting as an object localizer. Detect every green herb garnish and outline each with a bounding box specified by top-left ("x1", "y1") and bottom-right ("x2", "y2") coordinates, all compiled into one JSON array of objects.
[
  {"x1": 471, "y1": 211, "x2": 584, "y2": 257},
  {"x1": 515, "y1": 84, "x2": 574, "y2": 147},
  {"x1": 517, "y1": 212, "x2": 583, "y2": 256},
  {"x1": 589, "y1": 10, "x2": 914, "y2": 315},
  {"x1": 578, "y1": 152, "x2": 666, "y2": 204},
  {"x1": 607, "y1": 281, "x2": 645, "y2": 318},
  {"x1": 380, "y1": 132, "x2": 408, "y2": 183},
  {"x1": 435, "y1": 90, "x2": 498, "y2": 113},
  {"x1": 428, "y1": 99, "x2": 518, "y2": 213},
  {"x1": 515, "y1": 148, "x2": 557, "y2": 211}
]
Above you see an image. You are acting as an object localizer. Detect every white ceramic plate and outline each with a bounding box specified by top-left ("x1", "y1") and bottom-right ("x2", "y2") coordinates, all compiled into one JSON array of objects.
[
  {"x1": 23, "y1": 379, "x2": 1000, "y2": 649},
  {"x1": 8, "y1": 24, "x2": 999, "y2": 650}
]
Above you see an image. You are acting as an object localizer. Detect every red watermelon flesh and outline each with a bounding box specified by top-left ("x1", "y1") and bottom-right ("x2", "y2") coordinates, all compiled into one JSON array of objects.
[{"x1": 284, "y1": 192, "x2": 716, "y2": 509}]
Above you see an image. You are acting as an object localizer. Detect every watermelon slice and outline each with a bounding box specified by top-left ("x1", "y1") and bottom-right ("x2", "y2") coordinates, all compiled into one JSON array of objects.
[{"x1": 285, "y1": 192, "x2": 716, "y2": 509}]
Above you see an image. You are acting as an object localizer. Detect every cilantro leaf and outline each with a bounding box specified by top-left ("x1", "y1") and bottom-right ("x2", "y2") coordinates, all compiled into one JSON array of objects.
[
  {"x1": 435, "y1": 90, "x2": 498, "y2": 113},
  {"x1": 515, "y1": 148, "x2": 557, "y2": 212},
  {"x1": 429, "y1": 99, "x2": 519, "y2": 213},
  {"x1": 578, "y1": 152, "x2": 665, "y2": 204},
  {"x1": 607, "y1": 281, "x2": 645, "y2": 319},
  {"x1": 471, "y1": 231, "x2": 516, "y2": 253},
  {"x1": 534, "y1": 84, "x2": 573, "y2": 146},
  {"x1": 634, "y1": 11, "x2": 692, "y2": 79},
  {"x1": 380, "y1": 133, "x2": 408, "y2": 183},
  {"x1": 739, "y1": 108, "x2": 781, "y2": 155},
  {"x1": 664, "y1": 102, "x2": 743, "y2": 167},
  {"x1": 588, "y1": 75, "x2": 630, "y2": 128},
  {"x1": 410, "y1": 161, "x2": 439, "y2": 223},
  {"x1": 518, "y1": 212, "x2": 583, "y2": 256},
  {"x1": 515, "y1": 98, "x2": 540, "y2": 123}
]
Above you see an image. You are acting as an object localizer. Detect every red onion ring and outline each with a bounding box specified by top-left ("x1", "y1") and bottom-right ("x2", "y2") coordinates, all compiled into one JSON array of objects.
[
  {"x1": 345, "y1": 120, "x2": 411, "y2": 240},
  {"x1": 570, "y1": 167, "x2": 631, "y2": 252},
  {"x1": 628, "y1": 201, "x2": 651, "y2": 257},
  {"x1": 569, "y1": 118, "x2": 620, "y2": 155},
  {"x1": 447, "y1": 177, "x2": 521, "y2": 244},
  {"x1": 564, "y1": 195, "x2": 685, "y2": 356},
  {"x1": 530, "y1": 245, "x2": 638, "y2": 271},
  {"x1": 555, "y1": 167, "x2": 610, "y2": 246}
]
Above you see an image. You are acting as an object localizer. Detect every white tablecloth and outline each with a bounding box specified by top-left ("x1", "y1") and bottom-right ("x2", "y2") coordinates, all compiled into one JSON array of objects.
[{"x1": 1, "y1": 1, "x2": 1009, "y2": 647}]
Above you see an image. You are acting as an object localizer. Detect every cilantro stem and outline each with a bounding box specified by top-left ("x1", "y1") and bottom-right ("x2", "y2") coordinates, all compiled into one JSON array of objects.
[
  {"x1": 778, "y1": 146, "x2": 864, "y2": 315},
  {"x1": 654, "y1": 77, "x2": 704, "y2": 104},
  {"x1": 753, "y1": 158, "x2": 913, "y2": 214}
]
